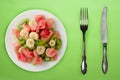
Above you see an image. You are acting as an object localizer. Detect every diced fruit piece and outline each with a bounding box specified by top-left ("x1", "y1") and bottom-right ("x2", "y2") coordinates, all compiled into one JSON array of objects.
[
  {"x1": 36, "y1": 46, "x2": 45, "y2": 55},
  {"x1": 26, "y1": 58, "x2": 33, "y2": 63},
  {"x1": 55, "y1": 31, "x2": 60, "y2": 39},
  {"x1": 35, "y1": 39, "x2": 46, "y2": 46},
  {"x1": 22, "y1": 48, "x2": 34, "y2": 58},
  {"x1": 18, "y1": 46, "x2": 25, "y2": 53},
  {"x1": 20, "y1": 29, "x2": 29, "y2": 38},
  {"x1": 56, "y1": 39, "x2": 62, "y2": 50},
  {"x1": 35, "y1": 15, "x2": 45, "y2": 22},
  {"x1": 52, "y1": 55, "x2": 57, "y2": 61},
  {"x1": 44, "y1": 57, "x2": 51, "y2": 61},
  {"x1": 26, "y1": 38, "x2": 34, "y2": 48},
  {"x1": 46, "y1": 18, "x2": 54, "y2": 29},
  {"x1": 12, "y1": 29, "x2": 20, "y2": 37},
  {"x1": 36, "y1": 20, "x2": 47, "y2": 33},
  {"x1": 51, "y1": 34, "x2": 57, "y2": 40},
  {"x1": 23, "y1": 24, "x2": 31, "y2": 32},
  {"x1": 49, "y1": 40, "x2": 56, "y2": 47},
  {"x1": 16, "y1": 52, "x2": 21, "y2": 60},
  {"x1": 13, "y1": 42, "x2": 20, "y2": 51},
  {"x1": 40, "y1": 29, "x2": 53, "y2": 40},
  {"x1": 32, "y1": 57, "x2": 42, "y2": 65},
  {"x1": 17, "y1": 18, "x2": 29, "y2": 27},
  {"x1": 15, "y1": 38, "x2": 26, "y2": 45},
  {"x1": 29, "y1": 20, "x2": 37, "y2": 31},
  {"x1": 33, "y1": 50, "x2": 39, "y2": 57},
  {"x1": 46, "y1": 48, "x2": 58, "y2": 57},
  {"x1": 37, "y1": 20, "x2": 46, "y2": 29},
  {"x1": 20, "y1": 54, "x2": 27, "y2": 62},
  {"x1": 29, "y1": 32, "x2": 39, "y2": 40}
]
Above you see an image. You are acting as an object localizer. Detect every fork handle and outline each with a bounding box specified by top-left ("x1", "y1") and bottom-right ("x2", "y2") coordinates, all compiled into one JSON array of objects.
[
  {"x1": 102, "y1": 43, "x2": 108, "y2": 74},
  {"x1": 81, "y1": 33, "x2": 87, "y2": 74},
  {"x1": 81, "y1": 55, "x2": 87, "y2": 74}
]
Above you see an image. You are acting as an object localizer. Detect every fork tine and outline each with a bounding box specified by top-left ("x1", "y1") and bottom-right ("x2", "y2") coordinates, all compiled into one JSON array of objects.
[
  {"x1": 80, "y1": 8, "x2": 82, "y2": 25},
  {"x1": 86, "y1": 8, "x2": 88, "y2": 25},
  {"x1": 84, "y1": 8, "x2": 88, "y2": 25},
  {"x1": 83, "y1": 8, "x2": 85, "y2": 25},
  {"x1": 80, "y1": 8, "x2": 88, "y2": 26}
]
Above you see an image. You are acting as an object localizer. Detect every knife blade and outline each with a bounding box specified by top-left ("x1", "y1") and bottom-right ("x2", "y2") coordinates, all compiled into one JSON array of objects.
[
  {"x1": 101, "y1": 7, "x2": 108, "y2": 74},
  {"x1": 102, "y1": 7, "x2": 107, "y2": 43}
]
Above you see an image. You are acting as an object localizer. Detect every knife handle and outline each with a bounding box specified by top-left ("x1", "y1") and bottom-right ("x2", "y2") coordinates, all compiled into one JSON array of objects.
[{"x1": 102, "y1": 43, "x2": 108, "y2": 74}]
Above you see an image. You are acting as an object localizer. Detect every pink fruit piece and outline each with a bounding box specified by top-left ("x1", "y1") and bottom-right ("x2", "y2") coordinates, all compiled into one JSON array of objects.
[
  {"x1": 20, "y1": 54, "x2": 27, "y2": 62},
  {"x1": 12, "y1": 29, "x2": 20, "y2": 37},
  {"x1": 16, "y1": 52, "x2": 21, "y2": 60},
  {"x1": 38, "y1": 20, "x2": 46, "y2": 29},
  {"x1": 53, "y1": 55, "x2": 57, "y2": 60},
  {"x1": 36, "y1": 20, "x2": 46, "y2": 33},
  {"x1": 22, "y1": 48, "x2": 34, "y2": 58},
  {"x1": 40, "y1": 29, "x2": 53, "y2": 40},
  {"x1": 32, "y1": 57, "x2": 42, "y2": 65},
  {"x1": 26, "y1": 58, "x2": 33, "y2": 63},
  {"x1": 23, "y1": 24, "x2": 31, "y2": 32},
  {"x1": 46, "y1": 18, "x2": 54, "y2": 29},
  {"x1": 33, "y1": 50, "x2": 39, "y2": 57},
  {"x1": 46, "y1": 48, "x2": 58, "y2": 57},
  {"x1": 35, "y1": 15, "x2": 45, "y2": 23},
  {"x1": 55, "y1": 31, "x2": 60, "y2": 39},
  {"x1": 12, "y1": 42, "x2": 20, "y2": 51}
]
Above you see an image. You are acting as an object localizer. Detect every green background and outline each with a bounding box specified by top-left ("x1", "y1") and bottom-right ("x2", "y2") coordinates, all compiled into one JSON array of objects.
[{"x1": 0, "y1": 0, "x2": 120, "y2": 80}]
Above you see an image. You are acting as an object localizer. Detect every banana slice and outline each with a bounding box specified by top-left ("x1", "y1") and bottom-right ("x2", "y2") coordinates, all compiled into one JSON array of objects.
[
  {"x1": 29, "y1": 20, "x2": 37, "y2": 29},
  {"x1": 49, "y1": 40, "x2": 56, "y2": 47},
  {"x1": 29, "y1": 32, "x2": 39, "y2": 40},
  {"x1": 20, "y1": 29, "x2": 29, "y2": 38},
  {"x1": 37, "y1": 46, "x2": 45, "y2": 55},
  {"x1": 18, "y1": 46, "x2": 24, "y2": 53},
  {"x1": 26, "y1": 38, "x2": 34, "y2": 48}
]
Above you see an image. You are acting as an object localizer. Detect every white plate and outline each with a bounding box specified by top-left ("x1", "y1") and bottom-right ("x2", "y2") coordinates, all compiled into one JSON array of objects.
[{"x1": 5, "y1": 10, "x2": 67, "y2": 72}]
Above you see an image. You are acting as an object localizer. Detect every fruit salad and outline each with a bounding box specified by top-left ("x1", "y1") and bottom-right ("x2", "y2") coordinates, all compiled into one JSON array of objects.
[{"x1": 12, "y1": 15, "x2": 62, "y2": 65}]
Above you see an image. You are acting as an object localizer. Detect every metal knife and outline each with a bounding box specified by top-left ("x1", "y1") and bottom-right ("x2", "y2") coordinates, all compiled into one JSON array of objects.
[{"x1": 101, "y1": 7, "x2": 108, "y2": 74}]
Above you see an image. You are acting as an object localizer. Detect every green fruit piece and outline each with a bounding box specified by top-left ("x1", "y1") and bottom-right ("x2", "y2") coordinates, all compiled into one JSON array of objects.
[
  {"x1": 55, "y1": 39, "x2": 62, "y2": 50},
  {"x1": 51, "y1": 34, "x2": 56, "y2": 40},
  {"x1": 17, "y1": 18, "x2": 29, "y2": 26},
  {"x1": 17, "y1": 18, "x2": 29, "y2": 30},
  {"x1": 35, "y1": 39, "x2": 46, "y2": 46},
  {"x1": 15, "y1": 37, "x2": 26, "y2": 45}
]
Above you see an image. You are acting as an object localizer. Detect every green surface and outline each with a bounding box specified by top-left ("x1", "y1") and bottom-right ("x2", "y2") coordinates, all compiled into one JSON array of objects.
[{"x1": 0, "y1": 0, "x2": 120, "y2": 80}]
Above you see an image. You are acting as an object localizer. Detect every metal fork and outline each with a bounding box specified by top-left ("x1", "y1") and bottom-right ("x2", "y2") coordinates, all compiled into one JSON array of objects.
[{"x1": 80, "y1": 8, "x2": 88, "y2": 75}]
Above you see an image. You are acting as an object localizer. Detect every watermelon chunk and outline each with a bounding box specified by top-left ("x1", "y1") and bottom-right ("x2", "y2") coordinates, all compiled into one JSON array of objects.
[
  {"x1": 12, "y1": 42, "x2": 20, "y2": 51},
  {"x1": 26, "y1": 58, "x2": 33, "y2": 63},
  {"x1": 46, "y1": 18, "x2": 54, "y2": 29},
  {"x1": 40, "y1": 29, "x2": 53, "y2": 40},
  {"x1": 16, "y1": 52, "x2": 21, "y2": 60},
  {"x1": 35, "y1": 15, "x2": 45, "y2": 23},
  {"x1": 36, "y1": 20, "x2": 46, "y2": 33},
  {"x1": 33, "y1": 50, "x2": 39, "y2": 57},
  {"x1": 22, "y1": 48, "x2": 34, "y2": 58},
  {"x1": 20, "y1": 54, "x2": 27, "y2": 62},
  {"x1": 32, "y1": 57, "x2": 42, "y2": 65},
  {"x1": 38, "y1": 20, "x2": 46, "y2": 29},
  {"x1": 12, "y1": 29, "x2": 20, "y2": 37},
  {"x1": 53, "y1": 55, "x2": 57, "y2": 60},
  {"x1": 46, "y1": 48, "x2": 58, "y2": 57}
]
